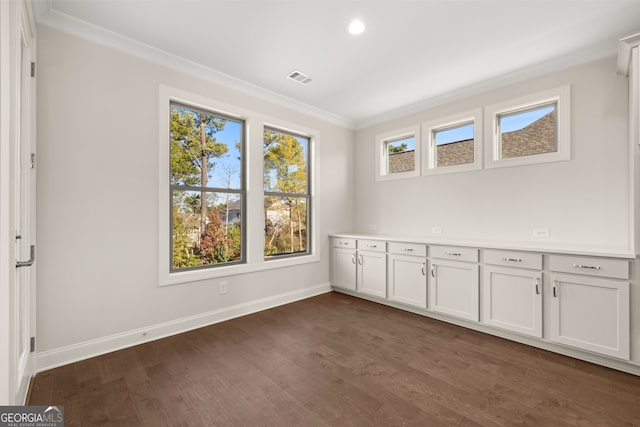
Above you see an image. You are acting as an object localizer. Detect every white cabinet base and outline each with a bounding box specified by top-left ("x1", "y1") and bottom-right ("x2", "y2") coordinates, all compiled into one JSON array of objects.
[
  {"x1": 482, "y1": 266, "x2": 542, "y2": 338},
  {"x1": 550, "y1": 273, "x2": 630, "y2": 360},
  {"x1": 388, "y1": 254, "x2": 427, "y2": 308},
  {"x1": 429, "y1": 260, "x2": 479, "y2": 321}
]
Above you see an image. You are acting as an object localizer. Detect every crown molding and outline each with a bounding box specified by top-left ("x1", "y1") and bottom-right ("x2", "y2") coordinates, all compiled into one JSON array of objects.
[
  {"x1": 354, "y1": 39, "x2": 618, "y2": 130},
  {"x1": 32, "y1": 1, "x2": 356, "y2": 129}
]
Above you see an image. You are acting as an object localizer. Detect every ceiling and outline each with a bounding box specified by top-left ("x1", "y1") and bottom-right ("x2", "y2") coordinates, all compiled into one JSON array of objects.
[{"x1": 33, "y1": 1, "x2": 640, "y2": 129}]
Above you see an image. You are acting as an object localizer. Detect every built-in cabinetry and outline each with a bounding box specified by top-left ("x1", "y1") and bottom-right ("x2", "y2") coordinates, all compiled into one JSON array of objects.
[
  {"x1": 330, "y1": 234, "x2": 633, "y2": 371},
  {"x1": 482, "y1": 250, "x2": 542, "y2": 338},
  {"x1": 387, "y1": 242, "x2": 427, "y2": 308},
  {"x1": 356, "y1": 239, "x2": 387, "y2": 298},
  {"x1": 429, "y1": 246, "x2": 479, "y2": 321},
  {"x1": 548, "y1": 255, "x2": 630, "y2": 359},
  {"x1": 331, "y1": 238, "x2": 356, "y2": 291}
]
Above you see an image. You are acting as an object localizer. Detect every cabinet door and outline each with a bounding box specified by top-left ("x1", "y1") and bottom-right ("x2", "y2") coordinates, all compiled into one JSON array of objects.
[
  {"x1": 388, "y1": 254, "x2": 427, "y2": 308},
  {"x1": 482, "y1": 266, "x2": 542, "y2": 338},
  {"x1": 429, "y1": 260, "x2": 479, "y2": 321},
  {"x1": 550, "y1": 273, "x2": 629, "y2": 360},
  {"x1": 357, "y1": 251, "x2": 387, "y2": 298},
  {"x1": 332, "y1": 248, "x2": 356, "y2": 291}
]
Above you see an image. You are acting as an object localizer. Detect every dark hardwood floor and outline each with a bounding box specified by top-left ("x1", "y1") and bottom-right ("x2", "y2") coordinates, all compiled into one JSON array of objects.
[{"x1": 29, "y1": 291, "x2": 640, "y2": 426}]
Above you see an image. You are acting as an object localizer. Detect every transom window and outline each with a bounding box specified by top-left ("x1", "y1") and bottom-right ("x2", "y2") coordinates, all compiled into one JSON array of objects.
[
  {"x1": 485, "y1": 85, "x2": 570, "y2": 169},
  {"x1": 170, "y1": 102, "x2": 245, "y2": 271},
  {"x1": 433, "y1": 121, "x2": 475, "y2": 167},
  {"x1": 422, "y1": 109, "x2": 482, "y2": 175},
  {"x1": 497, "y1": 102, "x2": 557, "y2": 159},
  {"x1": 375, "y1": 125, "x2": 420, "y2": 180}
]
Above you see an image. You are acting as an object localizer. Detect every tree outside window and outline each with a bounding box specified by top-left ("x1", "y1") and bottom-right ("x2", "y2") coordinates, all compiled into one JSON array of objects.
[
  {"x1": 263, "y1": 128, "x2": 310, "y2": 258},
  {"x1": 170, "y1": 102, "x2": 244, "y2": 271}
]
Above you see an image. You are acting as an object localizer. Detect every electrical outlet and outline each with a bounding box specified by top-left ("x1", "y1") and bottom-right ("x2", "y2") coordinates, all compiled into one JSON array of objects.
[
  {"x1": 533, "y1": 228, "x2": 550, "y2": 238},
  {"x1": 219, "y1": 281, "x2": 228, "y2": 295},
  {"x1": 432, "y1": 227, "x2": 442, "y2": 235},
  {"x1": 369, "y1": 224, "x2": 377, "y2": 231}
]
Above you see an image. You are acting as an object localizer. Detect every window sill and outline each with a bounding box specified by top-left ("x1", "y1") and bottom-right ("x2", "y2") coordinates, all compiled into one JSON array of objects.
[{"x1": 159, "y1": 253, "x2": 320, "y2": 286}]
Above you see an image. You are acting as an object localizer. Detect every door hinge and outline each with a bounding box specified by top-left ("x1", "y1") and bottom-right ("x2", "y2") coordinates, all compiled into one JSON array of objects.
[
  {"x1": 30, "y1": 337, "x2": 35, "y2": 353},
  {"x1": 30, "y1": 153, "x2": 36, "y2": 169},
  {"x1": 30, "y1": 62, "x2": 36, "y2": 78}
]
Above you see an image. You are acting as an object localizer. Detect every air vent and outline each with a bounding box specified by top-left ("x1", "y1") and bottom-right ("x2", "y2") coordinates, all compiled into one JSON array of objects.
[{"x1": 287, "y1": 70, "x2": 312, "y2": 85}]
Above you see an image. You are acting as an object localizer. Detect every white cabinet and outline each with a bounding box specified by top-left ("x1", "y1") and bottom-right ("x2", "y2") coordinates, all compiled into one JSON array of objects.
[
  {"x1": 549, "y1": 254, "x2": 630, "y2": 359},
  {"x1": 387, "y1": 242, "x2": 427, "y2": 308},
  {"x1": 331, "y1": 238, "x2": 356, "y2": 291},
  {"x1": 429, "y1": 246, "x2": 479, "y2": 321},
  {"x1": 357, "y1": 240, "x2": 387, "y2": 298},
  {"x1": 482, "y1": 264, "x2": 542, "y2": 338}
]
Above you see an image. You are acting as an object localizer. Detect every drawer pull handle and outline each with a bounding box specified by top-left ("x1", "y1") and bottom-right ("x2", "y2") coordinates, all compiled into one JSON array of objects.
[
  {"x1": 535, "y1": 278, "x2": 540, "y2": 295},
  {"x1": 402, "y1": 248, "x2": 414, "y2": 252},
  {"x1": 573, "y1": 264, "x2": 601, "y2": 270},
  {"x1": 366, "y1": 244, "x2": 378, "y2": 248},
  {"x1": 340, "y1": 241, "x2": 349, "y2": 246},
  {"x1": 421, "y1": 262, "x2": 426, "y2": 276},
  {"x1": 351, "y1": 254, "x2": 356, "y2": 265},
  {"x1": 431, "y1": 266, "x2": 435, "y2": 278},
  {"x1": 446, "y1": 252, "x2": 462, "y2": 256},
  {"x1": 358, "y1": 255, "x2": 363, "y2": 265},
  {"x1": 552, "y1": 280, "x2": 558, "y2": 297},
  {"x1": 502, "y1": 257, "x2": 523, "y2": 263}
]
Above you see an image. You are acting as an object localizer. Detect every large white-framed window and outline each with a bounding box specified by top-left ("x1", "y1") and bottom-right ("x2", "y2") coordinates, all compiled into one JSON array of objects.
[
  {"x1": 159, "y1": 85, "x2": 319, "y2": 286},
  {"x1": 421, "y1": 109, "x2": 483, "y2": 175},
  {"x1": 375, "y1": 125, "x2": 420, "y2": 181},
  {"x1": 484, "y1": 85, "x2": 570, "y2": 169}
]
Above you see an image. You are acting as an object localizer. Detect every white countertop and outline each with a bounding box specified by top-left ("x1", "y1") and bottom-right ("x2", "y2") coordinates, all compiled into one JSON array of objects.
[{"x1": 330, "y1": 233, "x2": 637, "y2": 259}]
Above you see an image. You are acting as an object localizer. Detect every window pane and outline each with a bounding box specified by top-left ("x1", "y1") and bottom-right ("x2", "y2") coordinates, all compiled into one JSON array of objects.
[
  {"x1": 499, "y1": 103, "x2": 557, "y2": 159},
  {"x1": 264, "y1": 196, "x2": 308, "y2": 257},
  {"x1": 170, "y1": 103, "x2": 243, "y2": 189},
  {"x1": 433, "y1": 122, "x2": 474, "y2": 167},
  {"x1": 264, "y1": 129, "x2": 308, "y2": 194},
  {"x1": 172, "y1": 190, "x2": 242, "y2": 270},
  {"x1": 386, "y1": 136, "x2": 415, "y2": 174}
]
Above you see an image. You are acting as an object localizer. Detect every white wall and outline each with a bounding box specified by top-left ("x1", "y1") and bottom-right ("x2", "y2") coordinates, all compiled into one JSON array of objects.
[
  {"x1": 354, "y1": 56, "x2": 631, "y2": 253},
  {"x1": 35, "y1": 26, "x2": 355, "y2": 361}
]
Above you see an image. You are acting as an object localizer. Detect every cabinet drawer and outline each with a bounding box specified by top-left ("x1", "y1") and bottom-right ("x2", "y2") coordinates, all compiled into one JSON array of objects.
[
  {"x1": 549, "y1": 255, "x2": 629, "y2": 280},
  {"x1": 388, "y1": 242, "x2": 427, "y2": 257},
  {"x1": 358, "y1": 239, "x2": 386, "y2": 252},
  {"x1": 484, "y1": 250, "x2": 542, "y2": 270},
  {"x1": 430, "y1": 245, "x2": 478, "y2": 262},
  {"x1": 332, "y1": 237, "x2": 356, "y2": 249}
]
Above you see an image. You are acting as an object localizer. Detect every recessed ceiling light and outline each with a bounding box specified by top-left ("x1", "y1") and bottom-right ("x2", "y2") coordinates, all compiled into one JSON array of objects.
[{"x1": 348, "y1": 19, "x2": 365, "y2": 35}]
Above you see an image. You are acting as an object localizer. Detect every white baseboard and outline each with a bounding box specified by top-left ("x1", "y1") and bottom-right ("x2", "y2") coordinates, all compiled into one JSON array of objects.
[{"x1": 36, "y1": 283, "x2": 331, "y2": 373}]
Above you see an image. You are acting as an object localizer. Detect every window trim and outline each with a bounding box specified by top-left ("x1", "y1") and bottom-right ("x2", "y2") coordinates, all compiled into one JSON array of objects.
[
  {"x1": 375, "y1": 125, "x2": 420, "y2": 181},
  {"x1": 159, "y1": 84, "x2": 319, "y2": 286},
  {"x1": 421, "y1": 108, "x2": 483, "y2": 175},
  {"x1": 484, "y1": 85, "x2": 570, "y2": 169}
]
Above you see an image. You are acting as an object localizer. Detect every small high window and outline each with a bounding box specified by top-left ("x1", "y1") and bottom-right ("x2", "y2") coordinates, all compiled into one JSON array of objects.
[
  {"x1": 422, "y1": 109, "x2": 482, "y2": 175},
  {"x1": 485, "y1": 86, "x2": 570, "y2": 168},
  {"x1": 376, "y1": 126, "x2": 420, "y2": 180}
]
